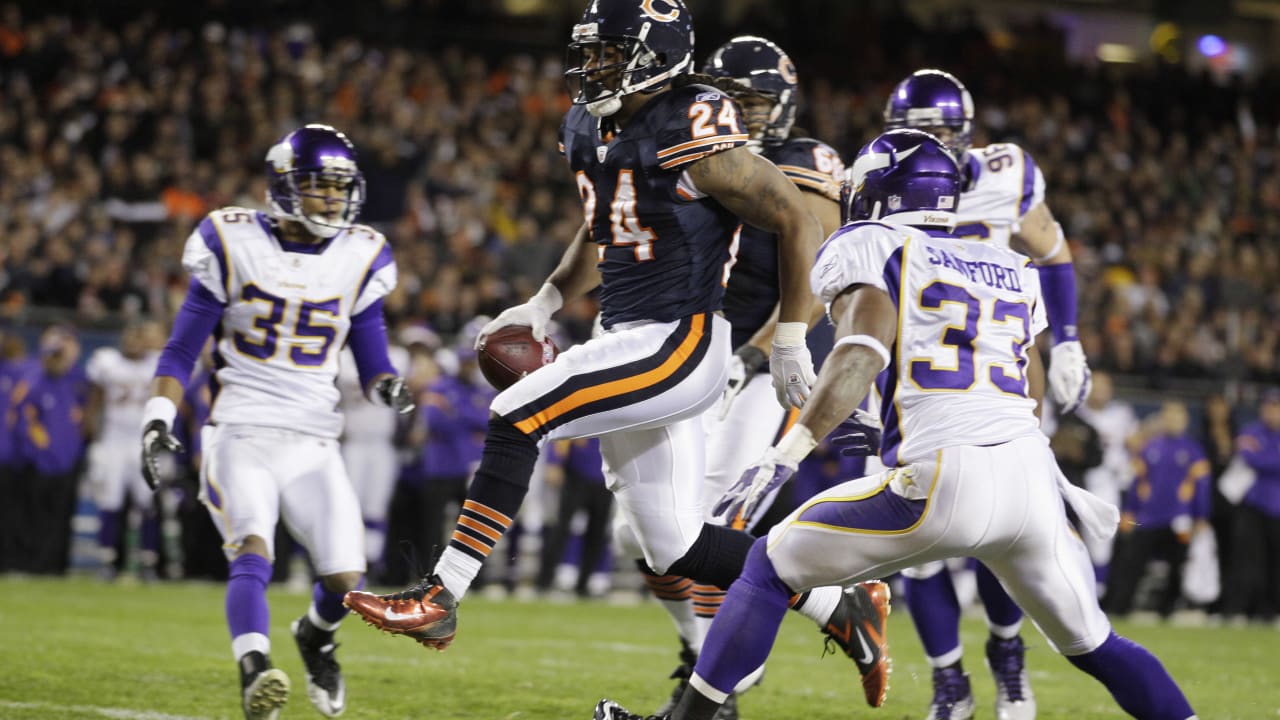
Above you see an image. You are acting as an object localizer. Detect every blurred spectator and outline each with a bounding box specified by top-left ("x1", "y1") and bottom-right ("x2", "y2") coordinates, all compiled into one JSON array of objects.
[
  {"x1": 1105, "y1": 401, "x2": 1211, "y2": 618},
  {"x1": 1074, "y1": 370, "x2": 1140, "y2": 582},
  {"x1": 1050, "y1": 410, "x2": 1104, "y2": 491},
  {"x1": 1223, "y1": 390, "x2": 1280, "y2": 621},
  {"x1": 535, "y1": 437, "x2": 612, "y2": 598},
  {"x1": 0, "y1": 331, "x2": 33, "y2": 569},
  {"x1": 1201, "y1": 393, "x2": 1238, "y2": 615},
  {"x1": 6, "y1": 326, "x2": 88, "y2": 574}
]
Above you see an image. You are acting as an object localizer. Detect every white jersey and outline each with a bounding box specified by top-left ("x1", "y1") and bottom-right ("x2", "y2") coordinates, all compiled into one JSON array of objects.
[
  {"x1": 337, "y1": 345, "x2": 410, "y2": 441},
  {"x1": 812, "y1": 220, "x2": 1047, "y2": 465},
  {"x1": 86, "y1": 348, "x2": 158, "y2": 439},
  {"x1": 954, "y1": 143, "x2": 1045, "y2": 249},
  {"x1": 183, "y1": 207, "x2": 397, "y2": 438}
]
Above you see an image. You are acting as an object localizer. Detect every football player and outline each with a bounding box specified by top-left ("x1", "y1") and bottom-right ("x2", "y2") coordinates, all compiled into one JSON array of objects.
[
  {"x1": 336, "y1": 342, "x2": 411, "y2": 578},
  {"x1": 344, "y1": 0, "x2": 887, "y2": 701},
  {"x1": 883, "y1": 69, "x2": 1092, "y2": 720},
  {"x1": 597, "y1": 130, "x2": 1196, "y2": 720},
  {"x1": 85, "y1": 319, "x2": 163, "y2": 580},
  {"x1": 139, "y1": 124, "x2": 414, "y2": 720},
  {"x1": 638, "y1": 36, "x2": 889, "y2": 718}
]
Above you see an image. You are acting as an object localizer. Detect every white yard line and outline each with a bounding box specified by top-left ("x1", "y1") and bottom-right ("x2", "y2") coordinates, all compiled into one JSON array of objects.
[{"x1": 0, "y1": 699, "x2": 214, "y2": 720}]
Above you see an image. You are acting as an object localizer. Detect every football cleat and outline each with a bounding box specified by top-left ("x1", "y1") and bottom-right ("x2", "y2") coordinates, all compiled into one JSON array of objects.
[
  {"x1": 925, "y1": 666, "x2": 976, "y2": 720},
  {"x1": 291, "y1": 617, "x2": 346, "y2": 717},
  {"x1": 822, "y1": 581, "x2": 892, "y2": 707},
  {"x1": 343, "y1": 574, "x2": 458, "y2": 650},
  {"x1": 594, "y1": 699, "x2": 667, "y2": 720},
  {"x1": 653, "y1": 639, "x2": 698, "y2": 716},
  {"x1": 986, "y1": 635, "x2": 1036, "y2": 720},
  {"x1": 239, "y1": 652, "x2": 289, "y2": 720}
]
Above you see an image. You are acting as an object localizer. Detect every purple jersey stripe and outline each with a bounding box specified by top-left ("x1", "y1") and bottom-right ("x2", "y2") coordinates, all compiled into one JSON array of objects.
[
  {"x1": 879, "y1": 244, "x2": 905, "y2": 465},
  {"x1": 795, "y1": 475, "x2": 928, "y2": 533},
  {"x1": 357, "y1": 239, "x2": 395, "y2": 299},
  {"x1": 1018, "y1": 149, "x2": 1038, "y2": 217},
  {"x1": 196, "y1": 217, "x2": 230, "y2": 293}
]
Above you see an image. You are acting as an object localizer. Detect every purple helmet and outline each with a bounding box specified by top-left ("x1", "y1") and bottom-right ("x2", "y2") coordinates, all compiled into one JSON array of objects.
[
  {"x1": 702, "y1": 35, "x2": 797, "y2": 148},
  {"x1": 845, "y1": 129, "x2": 960, "y2": 228},
  {"x1": 265, "y1": 124, "x2": 365, "y2": 239},
  {"x1": 565, "y1": 0, "x2": 694, "y2": 118},
  {"x1": 883, "y1": 69, "x2": 974, "y2": 162}
]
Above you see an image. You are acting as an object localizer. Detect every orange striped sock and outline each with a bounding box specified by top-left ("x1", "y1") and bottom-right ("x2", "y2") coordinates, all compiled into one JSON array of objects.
[{"x1": 448, "y1": 499, "x2": 513, "y2": 562}]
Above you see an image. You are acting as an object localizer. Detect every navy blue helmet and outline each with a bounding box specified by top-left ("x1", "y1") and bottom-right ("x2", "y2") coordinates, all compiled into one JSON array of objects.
[
  {"x1": 702, "y1": 35, "x2": 797, "y2": 148},
  {"x1": 265, "y1": 124, "x2": 365, "y2": 239},
  {"x1": 564, "y1": 0, "x2": 694, "y2": 117},
  {"x1": 844, "y1": 129, "x2": 960, "y2": 228},
  {"x1": 883, "y1": 69, "x2": 974, "y2": 162}
]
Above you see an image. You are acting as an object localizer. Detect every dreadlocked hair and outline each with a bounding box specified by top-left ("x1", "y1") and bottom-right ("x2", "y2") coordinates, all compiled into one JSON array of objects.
[{"x1": 671, "y1": 72, "x2": 767, "y2": 102}]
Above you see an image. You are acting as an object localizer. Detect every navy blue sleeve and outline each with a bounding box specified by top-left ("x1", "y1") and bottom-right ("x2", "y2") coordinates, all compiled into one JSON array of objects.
[
  {"x1": 155, "y1": 279, "x2": 225, "y2": 385},
  {"x1": 348, "y1": 298, "x2": 397, "y2": 391}
]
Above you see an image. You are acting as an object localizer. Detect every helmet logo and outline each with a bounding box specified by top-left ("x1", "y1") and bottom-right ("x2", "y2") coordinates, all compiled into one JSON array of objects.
[
  {"x1": 319, "y1": 154, "x2": 357, "y2": 173},
  {"x1": 640, "y1": 0, "x2": 681, "y2": 22},
  {"x1": 887, "y1": 195, "x2": 902, "y2": 212},
  {"x1": 938, "y1": 195, "x2": 954, "y2": 209},
  {"x1": 267, "y1": 142, "x2": 294, "y2": 173},
  {"x1": 778, "y1": 57, "x2": 798, "y2": 84}
]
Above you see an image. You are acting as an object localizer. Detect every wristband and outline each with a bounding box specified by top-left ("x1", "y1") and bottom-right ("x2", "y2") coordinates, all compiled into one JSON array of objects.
[
  {"x1": 530, "y1": 283, "x2": 564, "y2": 314},
  {"x1": 773, "y1": 321, "x2": 808, "y2": 347},
  {"x1": 775, "y1": 424, "x2": 818, "y2": 465},
  {"x1": 834, "y1": 334, "x2": 891, "y2": 371},
  {"x1": 141, "y1": 396, "x2": 178, "y2": 433}
]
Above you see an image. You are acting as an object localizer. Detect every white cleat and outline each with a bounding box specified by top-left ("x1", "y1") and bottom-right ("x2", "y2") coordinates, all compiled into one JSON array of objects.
[{"x1": 242, "y1": 667, "x2": 290, "y2": 720}]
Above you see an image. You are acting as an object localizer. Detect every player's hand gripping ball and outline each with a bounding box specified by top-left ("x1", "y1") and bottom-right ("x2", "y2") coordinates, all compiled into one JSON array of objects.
[{"x1": 477, "y1": 325, "x2": 559, "y2": 390}]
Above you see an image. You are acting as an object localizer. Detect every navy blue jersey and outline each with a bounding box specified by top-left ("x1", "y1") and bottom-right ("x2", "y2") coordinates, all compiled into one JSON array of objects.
[
  {"x1": 561, "y1": 84, "x2": 749, "y2": 327},
  {"x1": 722, "y1": 137, "x2": 844, "y2": 350}
]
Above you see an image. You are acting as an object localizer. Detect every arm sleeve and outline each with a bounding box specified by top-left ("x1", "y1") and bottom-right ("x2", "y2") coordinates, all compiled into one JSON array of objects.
[
  {"x1": 347, "y1": 298, "x2": 397, "y2": 392},
  {"x1": 653, "y1": 86, "x2": 750, "y2": 171},
  {"x1": 353, "y1": 237, "x2": 397, "y2": 316},
  {"x1": 182, "y1": 216, "x2": 231, "y2": 303},
  {"x1": 155, "y1": 279, "x2": 225, "y2": 385},
  {"x1": 809, "y1": 223, "x2": 904, "y2": 305}
]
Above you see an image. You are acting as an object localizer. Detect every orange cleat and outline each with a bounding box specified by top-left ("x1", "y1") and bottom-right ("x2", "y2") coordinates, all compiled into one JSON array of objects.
[
  {"x1": 343, "y1": 574, "x2": 458, "y2": 650},
  {"x1": 822, "y1": 580, "x2": 892, "y2": 708}
]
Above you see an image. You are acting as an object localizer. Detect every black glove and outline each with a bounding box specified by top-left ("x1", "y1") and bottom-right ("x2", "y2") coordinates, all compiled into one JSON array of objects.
[
  {"x1": 830, "y1": 409, "x2": 883, "y2": 458},
  {"x1": 375, "y1": 376, "x2": 416, "y2": 415},
  {"x1": 141, "y1": 419, "x2": 184, "y2": 491}
]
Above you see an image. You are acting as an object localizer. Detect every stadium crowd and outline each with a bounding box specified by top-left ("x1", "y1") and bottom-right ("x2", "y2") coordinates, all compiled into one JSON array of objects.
[{"x1": 1, "y1": 3, "x2": 1279, "y2": 622}]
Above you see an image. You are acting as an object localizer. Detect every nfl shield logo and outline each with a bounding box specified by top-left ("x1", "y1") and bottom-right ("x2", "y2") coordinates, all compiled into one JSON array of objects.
[
  {"x1": 597, "y1": 146, "x2": 608, "y2": 162},
  {"x1": 887, "y1": 194, "x2": 902, "y2": 211}
]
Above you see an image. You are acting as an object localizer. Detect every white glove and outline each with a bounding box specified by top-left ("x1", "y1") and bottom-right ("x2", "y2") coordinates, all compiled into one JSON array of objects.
[
  {"x1": 714, "y1": 346, "x2": 768, "y2": 420},
  {"x1": 1049, "y1": 340, "x2": 1092, "y2": 413},
  {"x1": 770, "y1": 322, "x2": 816, "y2": 409},
  {"x1": 476, "y1": 283, "x2": 562, "y2": 349}
]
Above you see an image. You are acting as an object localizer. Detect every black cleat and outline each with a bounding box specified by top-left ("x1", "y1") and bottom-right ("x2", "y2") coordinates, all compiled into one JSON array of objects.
[
  {"x1": 239, "y1": 651, "x2": 289, "y2": 720},
  {"x1": 821, "y1": 581, "x2": 892, "y2": 707},
  {"x1": 292, "y1": 616, "x2": 346, "y2": 717}
]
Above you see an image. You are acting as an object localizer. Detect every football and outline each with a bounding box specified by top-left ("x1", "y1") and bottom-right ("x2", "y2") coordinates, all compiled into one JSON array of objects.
[{"x1": 477, "y1": 325, "x2": 560, "y2": 390}]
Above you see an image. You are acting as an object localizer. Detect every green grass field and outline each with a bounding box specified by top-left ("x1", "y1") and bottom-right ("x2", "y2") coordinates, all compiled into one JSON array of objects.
[{"x1": 0, "y1": 576, "x2": 1274, "y2": 719}]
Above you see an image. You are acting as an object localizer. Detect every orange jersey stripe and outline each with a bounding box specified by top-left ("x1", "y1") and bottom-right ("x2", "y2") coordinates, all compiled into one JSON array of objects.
[
  {"x1": 457, "y1": 515, "x2": 503, "y2": 541},
  {"x1": 463, "y1": 499, "x2": 512, "y2": 527},
  {"x1": 450, "y1": 530, "x2": 491, "y2": 556},
  {"x1": 514, "y1": 314, "x2": 706, "y2": 434},
  {"x1": 656, "y1": 133, "x2": 749, "y2": 158}
]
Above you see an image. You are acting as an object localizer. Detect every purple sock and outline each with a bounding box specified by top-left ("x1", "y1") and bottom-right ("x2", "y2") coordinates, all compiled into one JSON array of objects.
[
  {"x1": 313, "y1": 576, "x2": 363, "y2": 625},
  {"x1": 227, "y1": 554, "x2": 273, "y2": 640},
  {"x1": 693, "y1": 539, "x2": 790, "y2": 697},
  {"x1": 1067, "y1": 632, "x2": 1194, "y2": 720},
  {"x1": 97, "y1": 510, "x2": 121, "y2": 551},
  {"x1": 976, "y1": 563, "x2": 1023, "y2": 629},
  {"x1": 904, "y1": 570, "x2": 962, "y2": 660}
]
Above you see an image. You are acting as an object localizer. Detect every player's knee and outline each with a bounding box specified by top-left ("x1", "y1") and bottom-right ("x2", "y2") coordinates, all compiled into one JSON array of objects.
[
  {"x1": 486, "y1": 414, "x2": 539, "y2": 453},
  {"x1": 901, "y1": 560, "x2": 947, "y2": 580},
  {"x1": 235, "y1": 535, "x2": 270, "y2": 560},
  {"x1": 613, "y1": 520, "x2": 643, "y2": 561},
  {"x1": 319, "y1": 571, "x2": 363, "y2": 594},
  {"x1": 739, "y1": 537, "x2": 793, "y2": 596}
]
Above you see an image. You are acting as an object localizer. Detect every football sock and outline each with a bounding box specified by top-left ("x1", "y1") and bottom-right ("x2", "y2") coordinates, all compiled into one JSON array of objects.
[
  {"x1": 791, "y1": 585, "x2": 842, "y2": 626},
  {"x1": 139, "y1": 510, "x2": 161, "y2": 558},
  {"x1": 692, "y1": 583, "x2": 725, "y2": 639},
  {"x1": 227, "y1": 553, "x2": 273, "y2": 660},
  {"x1": 97, "y1": 509, "x2": 121, "y2": 558},
  {"x1": 435, "y1": 416, "x2": 538, "y2": 600},
  {"x1": 666, "y1": 523, "x2": 755, "y2": 589},
  {"x1": 1067, "y1": 632, "x2": 1194, "y2": 720},
  {"x1": 310, "y1": 576, "x2": 362, "y2": 629},
  {"x1": 639, "y1": 563, "x2": 701, "y2": 654},
  {"x1": 688, "y1": 539, "x2": 790, "y2": 711},
  {"x1": 905, "y1": 569, "x2": 964, "y2": 666},
  {"x1": 976, "y1": 562, "x2": 1024, "y2": 635}
]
